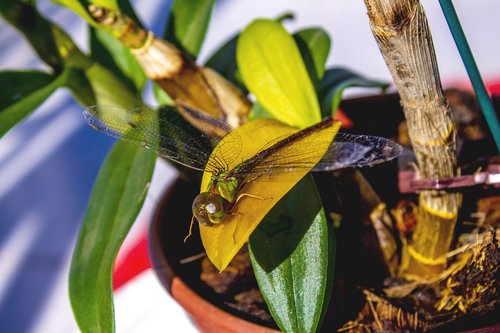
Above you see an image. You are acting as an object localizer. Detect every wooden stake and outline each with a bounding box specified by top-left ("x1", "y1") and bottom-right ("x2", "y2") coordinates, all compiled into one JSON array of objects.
[{"x1": 363, "y1": 0, "x2": 462, "y2": 277}]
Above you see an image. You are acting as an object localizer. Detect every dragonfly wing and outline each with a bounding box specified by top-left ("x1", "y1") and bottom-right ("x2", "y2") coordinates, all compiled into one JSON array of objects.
[
  {"x1": 313, "y1": 132, "x2": 403, "y2": 171},
  {"x1": 83, "y1": 105, "x2": 232, "y2": 171},
  {"x1": 231, "y1": 127, "x2": 340, "y2": 178},
  {"x1": 230, "y1": 130, "x2": 402, "y2": 179},
  {"x1": 174, "y1": 102, "x2": 243, "y2": 170}
]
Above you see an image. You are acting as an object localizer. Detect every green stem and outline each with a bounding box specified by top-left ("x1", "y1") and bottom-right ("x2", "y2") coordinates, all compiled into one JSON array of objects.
[{"x1": 439, "y1": 0, "x2": 500, "y2": 152}]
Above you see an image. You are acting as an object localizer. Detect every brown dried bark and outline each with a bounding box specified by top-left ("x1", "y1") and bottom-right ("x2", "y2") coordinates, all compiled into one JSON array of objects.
[{"x1": 363, "y1": 0, "x2": 462, "y2": 277}]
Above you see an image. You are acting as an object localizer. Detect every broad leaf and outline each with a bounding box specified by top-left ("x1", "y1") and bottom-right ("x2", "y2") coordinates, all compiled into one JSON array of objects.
[
  {"x1": 237, "y1": 19, "x2": 321, "y2": 128},
  {"x1": 293, "y1": 28, "x2": 330, "y2": 88},
  {"x1": 0, "y1": 69, "x2": 71, "y2": 138},
  {"x1": 65, "y1": 62, "x2": 139, "y2": 107},
  {"x1": 319, "y1": 68, "x2": 389, "y2": 117},
  {"x1": 199, "y1": 118, "x2": 339, "y2": 271},
  {"x1": 249, "y1": 175, "x2": 333, "y2": 333},
  {"x1": 67, "y1": 50, "x2": 145, "y2": 333},
  {"x1": 205, "y1": 13, "x2": 295, "y2": 92},
  {"x1": 163, "y1": 0, "x2": 216, "y2": 59},
  {"x1": 90, "y1": 28, "x2": 146, "y2": 92},
  {"x1": 69, "y1": 141, "x2": 156, "y2": 333},
  {"x1": 84, "y1": 63, "x2": 140, "y2": 106},
  {"x1": 0, "y1": 1, "x2": 91, "y2": 70}
]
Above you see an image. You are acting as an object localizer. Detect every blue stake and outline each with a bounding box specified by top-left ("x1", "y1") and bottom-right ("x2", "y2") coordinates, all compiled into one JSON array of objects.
[{"x1": 439, "y1": 0, "x2": 500, "y2": 152}]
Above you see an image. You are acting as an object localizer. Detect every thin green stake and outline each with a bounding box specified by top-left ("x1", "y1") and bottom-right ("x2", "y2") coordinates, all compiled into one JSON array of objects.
[{"x1": 439, "y1": 0, "x2": 500, "y2": 152}]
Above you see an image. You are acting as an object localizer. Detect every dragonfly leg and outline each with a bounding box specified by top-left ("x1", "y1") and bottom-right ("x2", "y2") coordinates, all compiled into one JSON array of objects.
[
  {"x1": 235, "y1": 192, "x2": 272, "y2": 204},
  {"x1": 184, "y1": 216, "x2": 196, "y2": 243},
  {"x1": 229, "y1": 193, "x2": 272, "y2": 243}
]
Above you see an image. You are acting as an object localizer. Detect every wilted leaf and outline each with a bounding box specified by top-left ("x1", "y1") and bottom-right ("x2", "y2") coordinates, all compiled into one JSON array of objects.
[
  {"x1": 69, "y1": 141, "x2": 156, "y2": 333},
  {"x1": 199, "y1": 118, "x2": 339, "y2": 271},
  {"x1": 237, "y1": 19, "x2": 321, "y2": 128}
]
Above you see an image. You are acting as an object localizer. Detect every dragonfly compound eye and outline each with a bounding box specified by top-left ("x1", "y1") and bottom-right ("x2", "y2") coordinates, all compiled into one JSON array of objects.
[{"x1": 192, "y1": 192, "x2": 229, "y2": 226}]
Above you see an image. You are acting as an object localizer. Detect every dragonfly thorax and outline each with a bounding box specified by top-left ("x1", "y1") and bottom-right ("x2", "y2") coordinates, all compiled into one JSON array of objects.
[
  {"x1": 209, "y1": 171, "x2": 239, "y2": 203},
  {"x1": 192, "y1": 192, "x2": 230, "y2": 226}
]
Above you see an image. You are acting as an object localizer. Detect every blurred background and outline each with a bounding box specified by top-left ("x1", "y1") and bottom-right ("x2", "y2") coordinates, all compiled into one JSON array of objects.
[{"x1": 0, "y1": 0, "x2": 498, "y2": 332}]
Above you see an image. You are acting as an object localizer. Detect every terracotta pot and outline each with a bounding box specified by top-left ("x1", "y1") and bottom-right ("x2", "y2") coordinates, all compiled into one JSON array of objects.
[{"x1": 149, "y1": 176, "x2": 279, "y2": 333}]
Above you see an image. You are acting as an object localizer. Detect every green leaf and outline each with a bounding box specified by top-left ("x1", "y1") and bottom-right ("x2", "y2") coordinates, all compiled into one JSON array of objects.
[
  {"x1": 319, "y1": 68, "x2": 389, "y2": 117},
  {"x1": 52, "y1": 0, "x2": 97, "y2": 25},
  {"x1": 249, "y1": 175, "x2": 333, "y2": 333},
  {"x1": 0, "y1": 69, "x2": 71, "y2": 138},
  {"x1": 0, "y1": 1, "x2": 91, "y2": 70},
  {"x1": 69, "y1": 141, "x2": 156, "y2": 333},
  {"x1": 205, "y1": 34, "x2": 245, "y2": 91},
  {"x1": 116, "y1": 0, "x2": 143, "y2": 28},
  {"x1": 205, "y1": 13, "x2": 296, "y2": 92},
  {"x1": 90, "y1": 28, "x2": 146, "y2": 92},
  {"x1": 293, "y1": 28, "x2": 330, "y2": 88},
  {"x1": 84, "y1": 63, "x2": 140, "y2": 106},
  {"x1": 93, "y1": 0, "x2": 119, "y2": 10},
  {"x1": 163, "y1": 0, "x2": 216, "y2": 59},
  {"x1": 237, "y1": 19, "x2": 321, "y2": 128},
  {"x1": 249, "y1": 102, "x2": 272, "y2": 120},
  {"x1": 318, "y1": 218, "x2": 336, "y2": 330},
  {"x1": 65, "y1": 62, "x2": 139, "y2": 107},
  {"x1": 65, "y1": 63, "x2": 140, "y2": 110}
]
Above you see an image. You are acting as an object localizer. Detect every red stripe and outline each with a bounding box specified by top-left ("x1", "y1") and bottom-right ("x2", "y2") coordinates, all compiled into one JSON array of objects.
[{"x1": 113, "y1": 233, "x2": 151, "y2": 290}]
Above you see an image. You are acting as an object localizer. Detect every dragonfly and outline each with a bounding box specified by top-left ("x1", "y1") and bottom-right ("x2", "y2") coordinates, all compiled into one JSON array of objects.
[{"x1": 83, "y1": 105, "x2": 402, "y2": 229}]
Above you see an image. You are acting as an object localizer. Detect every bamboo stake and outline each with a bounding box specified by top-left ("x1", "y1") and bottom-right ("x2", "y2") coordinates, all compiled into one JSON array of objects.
[
  {"x1": 439, "y1": 0, "x2": 500, "y2": 151},
  {"x1": 363, "y1": 0, "x2": 462, "y2": 277}
]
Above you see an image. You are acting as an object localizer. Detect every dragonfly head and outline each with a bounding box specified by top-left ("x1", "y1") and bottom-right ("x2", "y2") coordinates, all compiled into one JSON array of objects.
[{"x1": 192, "y1": 192, "x2": 230, "y2": 226}]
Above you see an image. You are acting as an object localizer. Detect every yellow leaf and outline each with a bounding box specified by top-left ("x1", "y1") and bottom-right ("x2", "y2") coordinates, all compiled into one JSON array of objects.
[{"x1": 199, "y1": 118, "x2": 340, "y2": 271}]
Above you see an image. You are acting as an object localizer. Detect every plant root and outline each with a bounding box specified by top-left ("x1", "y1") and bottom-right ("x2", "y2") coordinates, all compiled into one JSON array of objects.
[{"x1": 340, "y1": 228, "x2": 499, "y2": 332}]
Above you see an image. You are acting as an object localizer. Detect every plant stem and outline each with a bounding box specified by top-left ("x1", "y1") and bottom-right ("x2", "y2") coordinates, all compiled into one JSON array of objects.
[
  {"x1": 363, "y1": 0, "x2": 462, "y2": 277},
  {"x1": 438, "y1": 0, "x2": 500, "y2": 152}
]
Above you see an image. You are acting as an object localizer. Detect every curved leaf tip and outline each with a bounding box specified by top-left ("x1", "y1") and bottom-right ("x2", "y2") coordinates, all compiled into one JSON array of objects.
[{"x1": 237, "y1": 19, "x2": 321, "y2": 129}]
